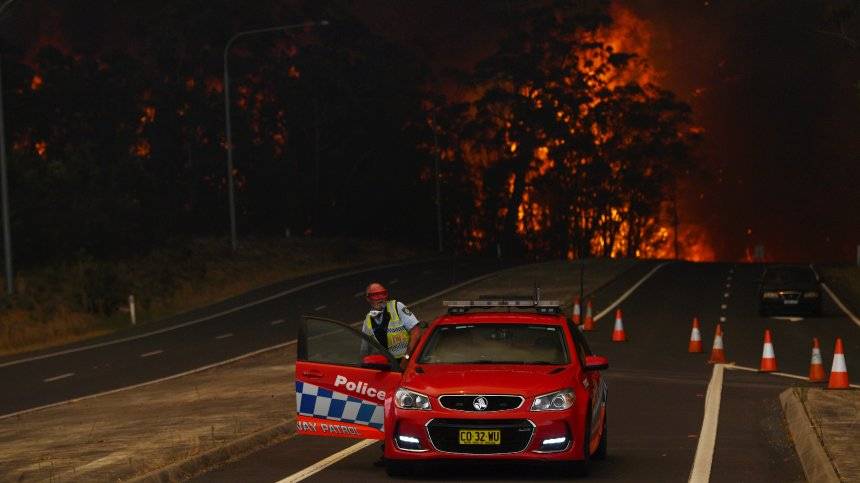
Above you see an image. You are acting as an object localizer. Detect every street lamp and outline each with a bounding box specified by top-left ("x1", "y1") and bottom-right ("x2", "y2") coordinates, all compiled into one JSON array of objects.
[
  {"x1": 0, "y1": 0, "x2": 19, "y2": 296},
  {"x1": 223, "y1": 20, "x2": 328, "y2": 252}
]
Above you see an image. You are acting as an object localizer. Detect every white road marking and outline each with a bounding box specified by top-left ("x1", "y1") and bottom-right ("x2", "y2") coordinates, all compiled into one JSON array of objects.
[
  {"x1": 0, "y1": 258, "x2": 441, "y2": 369},
  {"x1": 820, "y1": 284, "x2": 860, "y2": 327},
  {"x1": 1, "y1": 341, "x2": 297, "y2": 420},
  {"x1": 43, "y1": 373, "x2": 75, "y2": 383},
  {"x1": 389, "y1": 278, "x2": 399, "y2": 285},
  {"x1": 688, "y1": 363, "x2": 726, "y2": 483},
  {"x1": 727, "y1": 364, "x2": 860, "y2": 388},
  {"x1": 720, "y1": 304, "x2": 727, "y2": 310},
  {"x1": 723, "y1": 292, "x2": 730, "y2": 298},
  {"x1": 276, "y1": 439, "x2": 376, "y2": 482},
  {"x1": 353, "y1": 291, "x2": 364, "y2": 298},
  {"x1": 314, "y1": 305, "x2": 327, "y2": 311},
  {"x1": 770, "y1": 316, "x2": 804, "y2": 322},
  {"x1": 594, "y1": 263, "x2": 671, "y2": 320},
  {"x1": 725, "y1": 283, "x2": 731, "y2": 289},
  {"x1": 719, "y1": 316, "x2": 726, "y2": 322},
  {"x1": 0, "y1": 263, "x2": 521, "y2": 421},
  {"x1": 140, "y1": 350, "x2": 163, "y2": 358},
  {"x1": 270, "y1": 319, "x2": 286, "y2": 326},
  {"x1": 215, "y1": 333, "x2": 234, "y2": 340}
]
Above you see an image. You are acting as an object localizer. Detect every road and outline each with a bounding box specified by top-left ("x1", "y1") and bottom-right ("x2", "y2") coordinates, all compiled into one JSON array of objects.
[
  {"x1": 196, "y1": 261, "x2": 860, "y2": 482},
  {"x1": 0, "y1": 257, "x2": 508, "y2": 416}
]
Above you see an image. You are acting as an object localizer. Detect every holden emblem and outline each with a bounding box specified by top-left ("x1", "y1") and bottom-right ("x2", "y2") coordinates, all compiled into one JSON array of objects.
[{"x1": 472, "y1": 396, "x2": 489, "y2": 411}]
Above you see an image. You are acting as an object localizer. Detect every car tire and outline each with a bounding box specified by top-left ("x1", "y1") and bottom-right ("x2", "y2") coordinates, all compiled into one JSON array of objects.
[
  {"x1": 593, "y1": 408, "x2": 607, "y2": 461},
  {"x1": 385, "y1": 459, "x2": 415, "y2": 477}
]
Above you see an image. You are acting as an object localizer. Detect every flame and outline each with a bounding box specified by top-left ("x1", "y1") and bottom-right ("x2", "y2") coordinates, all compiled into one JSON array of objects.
[
  {"x1": 132, "y1": 139, "x2": 151, "y2": 157},
  {"x1": 34, "y1": 140, "x2": 47, "y2": 158},
  {"x1": 31, "y1": 75, "x2": 44, "y2": 91}
]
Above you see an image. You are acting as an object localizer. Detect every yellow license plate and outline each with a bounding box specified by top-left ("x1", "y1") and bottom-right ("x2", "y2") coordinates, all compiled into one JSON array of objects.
[{"x1": 458, "y1": 429, "x2": 501, "y2": 445}]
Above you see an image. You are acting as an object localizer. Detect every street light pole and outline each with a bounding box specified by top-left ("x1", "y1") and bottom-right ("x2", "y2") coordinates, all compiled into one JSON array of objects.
[
  {"x1": 223, "y1": 20, "x2": 328, "y2": 252},
  {"x1": 429, "y1": 116, "x2": 443, "y2": 253},
  {"x1": 0, "y1": 55, "x2": 12, "y2": 296}
]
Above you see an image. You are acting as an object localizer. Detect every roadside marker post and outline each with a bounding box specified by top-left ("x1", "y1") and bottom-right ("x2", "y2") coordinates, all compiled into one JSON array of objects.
[{"x1": 129, "y1": 295, "x2": 137, "y2": 325}]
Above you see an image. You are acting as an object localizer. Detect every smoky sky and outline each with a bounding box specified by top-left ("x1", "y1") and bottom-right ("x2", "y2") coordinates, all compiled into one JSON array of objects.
[{"x1": 3, "y1": 0, "x2": 859, "y2": 262}]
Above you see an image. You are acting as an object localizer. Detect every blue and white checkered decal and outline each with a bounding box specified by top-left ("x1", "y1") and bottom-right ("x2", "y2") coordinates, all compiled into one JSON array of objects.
[{"x1": 296, "y1": 381, "x2": 384, "y2": 430}]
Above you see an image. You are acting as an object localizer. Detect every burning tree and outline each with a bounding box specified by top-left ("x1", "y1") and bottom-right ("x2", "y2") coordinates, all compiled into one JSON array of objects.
[{"x1": 427, "y1": 0, "x2": 700, "y2": 259}]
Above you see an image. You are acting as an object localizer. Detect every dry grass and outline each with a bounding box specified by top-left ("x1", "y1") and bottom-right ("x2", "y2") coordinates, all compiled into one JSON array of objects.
[{"x1": 0, "y1": 237, "x2": 421, "y2": 356}]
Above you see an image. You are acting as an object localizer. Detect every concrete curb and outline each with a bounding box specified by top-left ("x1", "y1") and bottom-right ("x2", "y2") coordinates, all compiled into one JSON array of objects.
[
  {"x1": 779, "y1": 388, "x2": 841, "y2": 483},
  {"x1": 129, "y1": 419, "x2": 296, "y2": 483}
]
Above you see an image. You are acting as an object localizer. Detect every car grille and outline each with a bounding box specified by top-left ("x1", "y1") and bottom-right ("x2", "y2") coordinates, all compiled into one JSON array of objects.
[
  {"x1": 780, "y1": 291, "x2": 801, "y2": 301},
  {"x1": 426, "y1": 418, "x2": 534, "y2": 454},
  {"x1": 438, "y1": 395, "x2": 524, "y2": 412}
]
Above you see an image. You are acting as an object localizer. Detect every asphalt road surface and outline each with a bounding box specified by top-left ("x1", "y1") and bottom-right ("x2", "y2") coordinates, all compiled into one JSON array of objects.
[
  {"x1": 0, "y1": 257, "x2": 509, "y2": 416},
  {"x1": 196, "y1": 261, "x2": 859, "y2": 482}
]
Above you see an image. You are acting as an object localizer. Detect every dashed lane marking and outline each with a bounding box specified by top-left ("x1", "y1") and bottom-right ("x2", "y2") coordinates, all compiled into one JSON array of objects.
[
  {"x1": 0, "y1": 263, "x2": 518, "y2": 421},
  {"x1": 270, "y1": 319, "x2": 286, "y2": 326},
  {"x1": 275, "y1": 439, "x2": 376, "y2": 482},
  {"x1": 0, "y1": 258, "x2": 442, "y2": 369},
  {"x1": 720, "y1": 304, "x2": 727, "y2": 310},
  {"x1": 719, "y1": 316, "x2": 726, "y2": 322},
  {"x1": 688, "y1": 363, "x2": 726, "y2": 483},
  {"x1": 389, "y1": 278, "x2": 399, "y2": 285},
  {"x1": 770, "y1": 316, "x2": 804, "y2": 322},
  {"x1": 353, "y1": 291, "x2": 364, "y2": 298},
  {"x1": 725, "y1": 283, "x2": 731, "y2": 289},
  {"x1": 723, "y1": 292, "x2": 730, "y2": 298},
  {"x1": 43, "y1": 373, "x2": 75, "y2": 383},
  {"x1": 140, "y1": 350, "x2": 163, "y2": 358},
  {"x1": 215, "y1": 333, "x2": 234, "y2": 340},
  {"x1": 314, "y1": 305, "x2": 327, "y2": 311}
]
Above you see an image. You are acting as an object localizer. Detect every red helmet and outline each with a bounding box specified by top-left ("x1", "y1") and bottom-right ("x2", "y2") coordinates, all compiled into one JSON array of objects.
[{"x1": 365, "y1": 282, "x2": 388, "y2": 303}]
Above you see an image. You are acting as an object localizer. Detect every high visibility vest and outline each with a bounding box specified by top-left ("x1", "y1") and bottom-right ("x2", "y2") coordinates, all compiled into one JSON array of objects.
[{"x1": 364, "y1": 300, "x2": 410, "y2": 359}]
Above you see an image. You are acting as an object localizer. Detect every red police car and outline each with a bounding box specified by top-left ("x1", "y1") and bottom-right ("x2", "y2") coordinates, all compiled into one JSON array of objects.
[{"x1": 295, "y1": 299, "x2": 609, "y2": 476}]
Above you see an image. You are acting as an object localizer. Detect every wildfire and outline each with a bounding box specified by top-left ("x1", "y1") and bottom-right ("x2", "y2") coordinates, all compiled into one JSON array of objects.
[
  {"x1": 34, "y1": 140, "x2": 47, "y2": 158},
  {"x1": 31, "y1": 75, "x2": 44, "y2": 91}
]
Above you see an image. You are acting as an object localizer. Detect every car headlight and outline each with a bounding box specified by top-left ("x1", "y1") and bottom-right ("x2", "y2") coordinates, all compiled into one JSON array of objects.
[
  {"x1": 803, "y1": 291, "x2": 819, "y2": 298},
  {"x1": 531, "y1": 389, "x2": 575, "y2": 411},
  {"x1": 762, "y1": 291, "x2": 779, "y2": 299},
  {"x1": 394, "y1": 388, "x2": 431, "y2": 410}
]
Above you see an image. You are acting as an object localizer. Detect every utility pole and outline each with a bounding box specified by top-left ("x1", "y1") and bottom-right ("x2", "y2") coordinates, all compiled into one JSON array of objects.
[
  {"x1": 223, "y1": 20, "x2": 328, "y2": 252},
  {"x1": 0, "y1": 55, "x2": 13, "y2": 296}
]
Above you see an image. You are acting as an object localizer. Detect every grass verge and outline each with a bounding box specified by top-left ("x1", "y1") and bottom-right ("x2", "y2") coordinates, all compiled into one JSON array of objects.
[{"x1": 0, "y1": 237, "x2": 422, "y2": 356}]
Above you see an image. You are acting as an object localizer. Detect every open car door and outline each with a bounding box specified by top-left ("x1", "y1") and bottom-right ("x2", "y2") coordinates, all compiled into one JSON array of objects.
[{"x1": 295, "y1": 316, "x2": 402, "y2": 440}]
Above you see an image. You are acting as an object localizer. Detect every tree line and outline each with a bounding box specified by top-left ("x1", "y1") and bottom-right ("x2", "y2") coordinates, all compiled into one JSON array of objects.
[{"x1": 1, "y1": 0, "x2": 698, "y2": 269}]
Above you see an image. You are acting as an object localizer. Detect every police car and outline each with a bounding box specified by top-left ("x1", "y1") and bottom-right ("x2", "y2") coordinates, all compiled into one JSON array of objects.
[{"x1": 295, "y1": 298, "x2": 609, "y2": 476}]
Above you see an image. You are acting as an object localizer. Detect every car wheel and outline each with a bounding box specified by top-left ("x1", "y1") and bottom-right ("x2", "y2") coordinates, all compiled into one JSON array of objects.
[
  {"x1": 593, "y1": 408, "x2": 607, "y2": 461},
  {"x1": 385, "y1": 459, "x2": 415, "y2": 477}
]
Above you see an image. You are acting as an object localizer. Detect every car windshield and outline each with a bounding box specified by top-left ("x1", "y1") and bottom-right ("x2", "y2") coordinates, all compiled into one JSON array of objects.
[
  {"x1": 764, "y1": 268, "x2": 816, "y2": 284},
  {"x1": 417, "y1": 324, "x2": 569, "y2": 365}
]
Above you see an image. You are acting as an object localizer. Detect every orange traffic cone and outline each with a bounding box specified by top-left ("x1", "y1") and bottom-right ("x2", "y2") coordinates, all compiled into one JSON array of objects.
[
  {"x1": 688, "y1": 317, "x2": 703, "y2": 353},
  {"x1": 759, "y1": 329, "x2": 777, "y2": 372},
  {"x1": 611, "y1": 309, "x2": 626, "y2": 342},
  {"x1": 572, "y1": 296, "x2": 581, "y2": 325},
  {"x1": 708, "y1": 324, "x2": 726, "y2": 363},
  {"x1": 582, "y1": 300, "x2": 595, "y2": 331},
  {"x1": 809, "y1": 337, "x2": 825, "y2": 382},
  {"x1": 827, "y1": 338, "x2": 850, "y2": 389}
]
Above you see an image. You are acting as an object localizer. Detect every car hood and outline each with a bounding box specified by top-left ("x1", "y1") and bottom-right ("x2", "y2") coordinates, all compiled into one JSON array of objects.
[{"x1": 400, "y1": 364, "x2": 573, "y2": 397}]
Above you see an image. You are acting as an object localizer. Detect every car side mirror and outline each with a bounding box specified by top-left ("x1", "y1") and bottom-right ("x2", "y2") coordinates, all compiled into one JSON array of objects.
[
  {"x1": 361, "y1": 354, "x2": 392, "y2": 371},
  {"x1": 584, "y1": 355, "x2": 609, "y2": 371}
]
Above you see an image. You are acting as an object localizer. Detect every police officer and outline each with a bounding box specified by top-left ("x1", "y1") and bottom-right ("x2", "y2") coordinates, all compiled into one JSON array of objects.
[{"x1": 362, "y1": 282, "x2": 422, "y2": 360}]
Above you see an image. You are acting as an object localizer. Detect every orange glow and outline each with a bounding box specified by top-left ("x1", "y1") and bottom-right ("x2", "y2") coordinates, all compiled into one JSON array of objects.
[
  {"x1": 31, "y1": 75, "x2": 44, "y2": 91},
  {"x1": 141, "y1": 106, "x2": 156, "y2": 124},
  {"x1": 35, "y1": 140, "x2": 47, "y2": 158},
  {"x1": 288, "y1": 66, "x2": 301, "y2": 79},
  {"x1": 132, "y1": 139, "x2": 151, "y2": 157},
  {"x1": 185, "y1": 78, "x2": 196, "y2": 90},
  {"x1": 205, "y1": 77, "x2": 224, "y2": 95}
]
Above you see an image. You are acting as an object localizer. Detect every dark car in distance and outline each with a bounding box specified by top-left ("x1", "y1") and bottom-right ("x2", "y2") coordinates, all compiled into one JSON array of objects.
[{"x1": 758, "y1": 265, "x2": 822, "y2": 316}]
